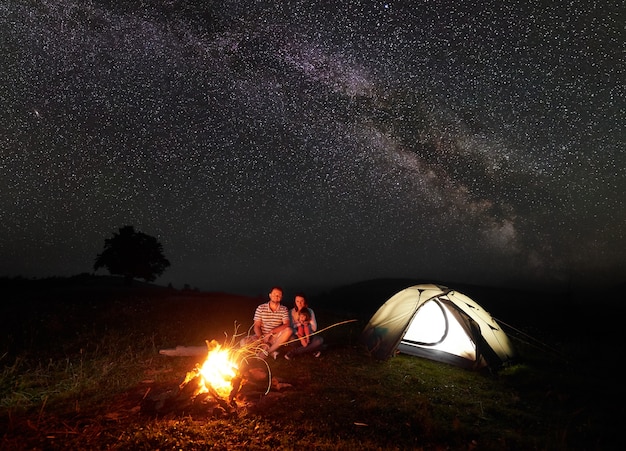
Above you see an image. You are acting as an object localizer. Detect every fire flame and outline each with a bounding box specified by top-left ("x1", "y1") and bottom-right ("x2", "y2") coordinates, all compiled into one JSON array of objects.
[{"x1": 183, "y1": 340, "x2": 239, "y2": 398}]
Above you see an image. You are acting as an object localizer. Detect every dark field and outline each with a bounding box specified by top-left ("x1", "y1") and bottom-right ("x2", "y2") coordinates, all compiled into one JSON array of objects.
[{"x1": 1, "y1": 275, "x2": 623, "y2": 450}]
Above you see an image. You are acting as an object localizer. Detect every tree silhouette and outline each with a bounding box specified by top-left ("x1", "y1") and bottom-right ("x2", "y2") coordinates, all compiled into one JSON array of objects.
[{"x1": 94, "y1": 226, "x2": 170, "y2": 285}]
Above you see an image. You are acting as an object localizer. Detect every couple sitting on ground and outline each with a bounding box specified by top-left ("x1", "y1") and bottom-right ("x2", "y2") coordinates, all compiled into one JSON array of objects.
[{"x1": 247, "y1": 286, "x2": 324, "y2": 360}]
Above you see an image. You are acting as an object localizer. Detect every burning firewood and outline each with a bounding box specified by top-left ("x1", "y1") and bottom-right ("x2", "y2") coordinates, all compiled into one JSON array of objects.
[{"x1": 171, "y1": 335, "x2": 275, "y2": 407}]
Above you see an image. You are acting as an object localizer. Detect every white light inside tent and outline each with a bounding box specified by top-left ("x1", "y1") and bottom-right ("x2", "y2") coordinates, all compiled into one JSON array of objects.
[
  {"x1": 403, "y1": 300, "x2": 477, "y2": 360},
  {"x1": 404, "y1": 300, "x2": 446, "y2": 343}
]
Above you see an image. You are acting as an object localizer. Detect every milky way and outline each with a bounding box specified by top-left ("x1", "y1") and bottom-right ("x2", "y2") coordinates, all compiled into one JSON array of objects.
[{"x1": 1, "y1": 0, "x2": 623, "y2": 294}]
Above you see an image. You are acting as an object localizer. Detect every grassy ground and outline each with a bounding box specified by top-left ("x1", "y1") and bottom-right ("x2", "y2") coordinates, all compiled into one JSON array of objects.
[{"x1": 0, "y1": 276, "x2": 623, "y2": 450}]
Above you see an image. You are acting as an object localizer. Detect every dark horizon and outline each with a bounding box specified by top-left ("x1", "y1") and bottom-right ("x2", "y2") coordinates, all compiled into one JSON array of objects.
[{"x1": 2, "y1": 271, "x2": 621, "y2": 302}]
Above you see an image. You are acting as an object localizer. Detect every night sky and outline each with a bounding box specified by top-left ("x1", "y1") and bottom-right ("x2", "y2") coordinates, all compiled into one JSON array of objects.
[{"x1": 1, "y1": 0, "x2": 623, "y2": 295}]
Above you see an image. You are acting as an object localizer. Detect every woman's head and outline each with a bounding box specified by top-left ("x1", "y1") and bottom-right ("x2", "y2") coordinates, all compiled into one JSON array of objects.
[{"x1": 294, "y1": 293, "x2": 308, "y2": 311}]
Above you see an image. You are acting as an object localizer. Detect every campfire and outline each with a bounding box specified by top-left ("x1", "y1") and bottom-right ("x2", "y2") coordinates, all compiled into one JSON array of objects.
[
  {"x1": 145, "y1": 321, "x2": 353, "y2": 417},
  {"x1": 144, "y1": 333, "x2": 279, "y2": 417},
  {"x1": 180, "y1": 340, "x2": 240, "y2": 399},
  {"x1": 178, "y1": 335, "x2": 275, "y2": 407}
]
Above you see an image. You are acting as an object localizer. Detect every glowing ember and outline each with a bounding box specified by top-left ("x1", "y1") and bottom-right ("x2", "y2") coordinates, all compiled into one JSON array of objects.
[{"x1": 182, "y1": 340, "x2": 239, "y2": 398}]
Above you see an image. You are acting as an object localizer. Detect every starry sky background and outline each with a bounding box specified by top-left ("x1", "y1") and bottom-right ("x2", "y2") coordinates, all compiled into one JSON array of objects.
[{"x1": 1, "y1": 0, "x2": 623, "y2": 295}]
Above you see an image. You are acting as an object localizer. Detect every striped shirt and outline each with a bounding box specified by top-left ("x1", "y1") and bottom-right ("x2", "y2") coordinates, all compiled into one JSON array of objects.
[{"x1": 253, "y1": 302, "x2": 289, "y2": 335}]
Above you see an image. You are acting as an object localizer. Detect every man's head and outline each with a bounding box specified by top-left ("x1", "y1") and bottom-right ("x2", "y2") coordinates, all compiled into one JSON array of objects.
[{"x1": 268, "y1": 286, "x2": 283, "y2": 304}]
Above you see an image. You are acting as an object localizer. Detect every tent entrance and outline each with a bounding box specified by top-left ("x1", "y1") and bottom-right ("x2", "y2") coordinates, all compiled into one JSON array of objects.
[{"x1": 398, "y1": 298, "x2": 481, "y2": 368}]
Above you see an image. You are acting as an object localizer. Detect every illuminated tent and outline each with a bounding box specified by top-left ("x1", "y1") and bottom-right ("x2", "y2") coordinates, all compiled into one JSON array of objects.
[{"x1": 361, "y1": 284, "x2": 514, "y2": 370}]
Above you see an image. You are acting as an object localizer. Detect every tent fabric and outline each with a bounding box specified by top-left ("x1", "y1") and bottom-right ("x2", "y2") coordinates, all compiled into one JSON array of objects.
[{"x1": 361, "y1": 284, "x2": 514, "y2": 370}]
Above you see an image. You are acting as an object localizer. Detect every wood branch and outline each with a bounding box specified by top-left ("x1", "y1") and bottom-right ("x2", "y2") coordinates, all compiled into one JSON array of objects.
[{"x1": 159, "y1": 346, "x2": 207, "y2": 357}]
